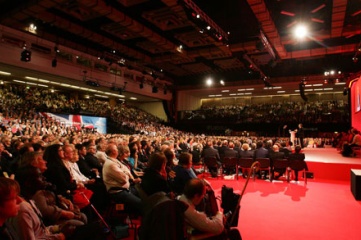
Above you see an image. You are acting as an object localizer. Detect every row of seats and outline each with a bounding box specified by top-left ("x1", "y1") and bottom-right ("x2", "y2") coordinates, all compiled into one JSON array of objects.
[{"x1": 202, "y1": 157, "x2": 309, "y2": 184}]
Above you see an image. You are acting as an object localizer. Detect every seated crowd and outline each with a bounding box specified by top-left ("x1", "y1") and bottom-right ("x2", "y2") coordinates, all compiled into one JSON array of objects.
[
  {"x1": 0, "y1": 84, "x2": 356, "y2": 239},
  {"x1": 182, "y1": 100, "x2": 349, "y2": 125}
]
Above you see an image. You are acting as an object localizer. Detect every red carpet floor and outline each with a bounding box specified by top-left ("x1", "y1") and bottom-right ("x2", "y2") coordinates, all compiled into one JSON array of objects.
[
  {"x1": 123, "y1": 148, "x2": 361, "y2": 240},
  {"x1": 209, "y1": 178, "x2": 361, "y2": 240}
]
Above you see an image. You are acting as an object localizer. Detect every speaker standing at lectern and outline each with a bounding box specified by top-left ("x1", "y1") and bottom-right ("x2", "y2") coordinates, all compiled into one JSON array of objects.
[
  {"x1": 289, "y1": 129, "x2": 297, "y2": 149},
  {"x1": 296, "y1": 123, "x2": 305, "y2": 148}
]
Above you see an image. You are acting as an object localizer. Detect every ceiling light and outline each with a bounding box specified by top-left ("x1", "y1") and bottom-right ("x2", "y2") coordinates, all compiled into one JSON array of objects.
[
  {"x1": 13, "y1": 80, "x2": 25, "y2": 83},
  {"x1": 206, "y1": 78, "x2": 213, "y2": 86},
  {"x1": 0, "y1": 71, "x2": 11, "y2": 76},
  {"x1": 28, "y1": 23, "x2": 37, "y2": 33},
  {"x1": 294, "y1": 24, "x2": 308, "y2": 39},
  {"x1": 38, "y1": 79, "x2": 50, "y2": 83}
]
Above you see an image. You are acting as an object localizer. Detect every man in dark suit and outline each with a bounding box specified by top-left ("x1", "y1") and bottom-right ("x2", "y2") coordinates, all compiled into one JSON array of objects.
[
  {"x1": 76, "y1": 143, "x2": 98, "y2": 179},
  {"x1": 279, "y1": 142, "x2": 291, "y2": 159},
  {"x1": 238, "y1": 143, "x2": 253, "y2": 159},
  {"x1": 223, "y1": 141, "x2": 239, "y2": 175},
  {"x1": 269, "y1": 145, "x2": 285, "y2": 179},
  {"x1": 201, "y1": 140, "x2": 221, "y2": 177},
  {"x1": 297, "y1": 123, "x2": 305, "y2": 148},
  {"x1": 253, "y1": 141, "x2": 269, "y2": 178},
  {"x1": 217, "y1": 140, "x2": 228, "y2": 161},
  {"x1": 253, "y1": 141, "x2": 269, "y2": 159},
  {"x1": 85, "y1": 144, "x2": 102, "y2": 173},
  {"x1": 288, "y1": 145, "x2": 308, "y2": 181}
]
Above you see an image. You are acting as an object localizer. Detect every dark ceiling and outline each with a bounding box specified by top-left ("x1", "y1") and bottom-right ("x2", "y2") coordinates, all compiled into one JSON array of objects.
[{"x1": 0, "y1": 0, "x2": 361, "y2": 88}]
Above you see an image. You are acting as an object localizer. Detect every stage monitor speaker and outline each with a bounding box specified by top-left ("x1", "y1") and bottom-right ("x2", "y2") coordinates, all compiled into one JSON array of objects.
[
  {"x1": 351, "y1": 169, "x2": 361, "y2": 200},
  {"x1": 299, "y1": 82, "x2": 308, "y2": 102}
]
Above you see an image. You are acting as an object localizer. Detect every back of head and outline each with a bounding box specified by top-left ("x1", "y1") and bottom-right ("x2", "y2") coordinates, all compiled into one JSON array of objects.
[
  {"x1": 242, "y1": 143, "x2": 249, "y2": 151},
  {"x1": 295, "y1": 145, "x2": 302, "y2": 153},
  {"x1": 163, "y1": 148, "x2": 175, "y2": 166},
  {"x1": 256, "y1": 141, "x2": 263, "y2": 149},
  {"x1": 43, "y1": 144, "x2": 62, "y2": 163},
  {"x1": 272, "y1": 145, "x2": 279, "y2": 152},
  {"x1": 148, "y1": 152, "x2": 167, "y2": 172},
  {"x1": 183, "y1": 178, "x2": 205, "y2": 200},
  {"x1": 178, "y1": 152, "x2": 192, "y2": 166}
]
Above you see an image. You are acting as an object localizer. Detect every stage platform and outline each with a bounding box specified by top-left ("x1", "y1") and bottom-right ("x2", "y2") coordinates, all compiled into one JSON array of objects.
[{"x1": 304, "y1": 147, "x2": 361, "y2": 182}]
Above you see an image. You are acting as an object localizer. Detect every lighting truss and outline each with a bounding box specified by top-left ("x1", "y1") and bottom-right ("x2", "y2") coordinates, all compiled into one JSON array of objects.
[
  {"x1": 260, "y1": 29, "x2": 276, "y2": 59},
  {"x1": 182, "y1": 0, "x2": 229, "y2": 42}
]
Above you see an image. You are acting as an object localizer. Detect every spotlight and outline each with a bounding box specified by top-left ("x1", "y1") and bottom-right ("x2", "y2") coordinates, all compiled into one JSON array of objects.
[
  {"x1": 85, "y1": 80, "x2": 99, "y2": 87},
  {"x1": 52, "y1": 58, "x2": 57, "y2": 67},
  {"x1": 152, "y1": 86, "x2": 158, "y2": 93},
  {"x1": 21, "y1": 49, "x2": 31, "y2": 62}
]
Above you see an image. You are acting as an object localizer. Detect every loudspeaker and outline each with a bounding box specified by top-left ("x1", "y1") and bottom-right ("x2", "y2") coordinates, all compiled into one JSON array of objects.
[
  {"x1": 351, "y1": 169, "x2": 361, "y2": 200},
  {"x1": 299, "y1": 82, "x2": 308, "y2": 102}
]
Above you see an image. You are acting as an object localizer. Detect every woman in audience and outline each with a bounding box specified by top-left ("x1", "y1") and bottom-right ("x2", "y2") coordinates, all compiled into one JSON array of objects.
[
  {"x1": 43, "y1": 144, "x2": 78, "y2": 199},
  {"x1": 15, "y1": 166, "x2": 87, "y2": 226},
  {"x1": 141, "y1": 152, "x2": 171, "y2": 196},
  {"x1": 0, "y1": 177, "x2": 21, "y2": 240},
  {"x1": 10, "y1": 167, "x2": 67, "y2": 240}
]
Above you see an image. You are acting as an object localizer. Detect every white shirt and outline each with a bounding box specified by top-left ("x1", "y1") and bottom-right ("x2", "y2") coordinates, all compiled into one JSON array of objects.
[
  {"x1": 62, "y1": 160, "x2": 89, "y2": 183},
  {"x1": 178, "y1": 194, "x2": 224, "y2": 235},
  {"x1": 102, "y1": 156, "x2": 132, "y2": 191}
]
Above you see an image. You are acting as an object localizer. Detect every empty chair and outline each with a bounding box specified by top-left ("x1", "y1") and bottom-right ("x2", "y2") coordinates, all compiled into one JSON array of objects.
[
  {"x1": 238, "y1": 158, "x2": 254, "y2": 180},
  {"x1": 288, "y1": 159, "x2": 309, "y2": 184},
  {"x1": 272, "y1": 159, "x2": 289, "y2": 181},
  {"x1": 222, "y1": 157, "x2": 238, "y2": 177},
  {"x1": 255, "y1": 158, "x2": 271, "y2": 180}
]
